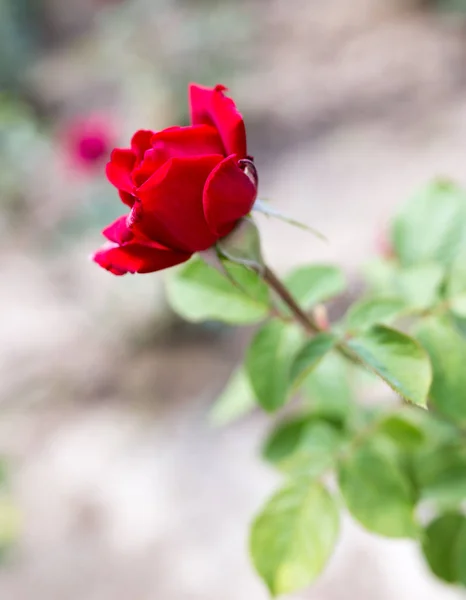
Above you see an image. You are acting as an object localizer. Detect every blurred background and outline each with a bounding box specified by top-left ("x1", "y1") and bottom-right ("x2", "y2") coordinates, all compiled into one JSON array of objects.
[{"x1": 1, "y1": 0, "x2": 466, "y2": 598}]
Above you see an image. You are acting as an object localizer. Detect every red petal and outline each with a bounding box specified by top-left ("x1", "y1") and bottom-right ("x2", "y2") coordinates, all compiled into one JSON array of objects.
[
  {"x1": 93, "y1": 241, "x2": 191, "y2": 275},
  {"x1": 106, "y1": 149, "x2": 137, "y2": 194},
  {"x1": 131, "y1": 130, "x2": 155, "y2": 161},
  {"x1": 119, "y1": 190, "x2": 136, "y2": 208},
  {"x1": 135, "y1": 155, "x2": 223, "y2": 252},
  {"x1": 189, "y1": 84, "x2": 247, "y2": 158},
  {"x1": 151, "y1": 124, "x2": 224, "y2": 158},
  {"x1": 203, "y1": 155, "x2": 257, "y2": 236},
  {"x1": 131, "y1": 148, "x2": 166, "y2": 188},
  {"x1": 102, "y1": 215, "x2": 134, "y2": 244},
  {"x1": 131, "y1": 125, "x2": 224, "y2": 188}
]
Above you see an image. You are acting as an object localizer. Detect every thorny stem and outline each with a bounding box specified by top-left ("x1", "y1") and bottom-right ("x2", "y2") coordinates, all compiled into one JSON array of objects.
[{"x1": 261, "y1": 266, "x2": 321, "y2": 335}]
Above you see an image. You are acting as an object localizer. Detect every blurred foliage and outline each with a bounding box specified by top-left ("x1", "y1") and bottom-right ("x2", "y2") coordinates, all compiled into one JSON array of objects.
[
  {"x1": 0, "y1": 0, "x2": 43, "y2": 89},
  {"x1": 0, "y1": 460, "x2": 19, "y2": 561},
  {"x1": 431, "y1": 0, "x2": 466, "y2": 11}
]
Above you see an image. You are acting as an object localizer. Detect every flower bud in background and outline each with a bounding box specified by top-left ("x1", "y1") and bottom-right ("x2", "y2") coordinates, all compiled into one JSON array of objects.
[
  {"x1": 61, "y1": 114, "x2": 114, "y2": 173},
  {"x1": 93, "y1": 84, "x2": 258, "y2": 276}
]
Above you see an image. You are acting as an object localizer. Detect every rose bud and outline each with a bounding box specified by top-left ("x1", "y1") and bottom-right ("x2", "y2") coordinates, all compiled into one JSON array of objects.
[
  {"x1": 62, "y1": 115, "x2": 113, "y2": 172},
  {"x1": 92, "y1": 84, "x2": 258, "y2": 275}
]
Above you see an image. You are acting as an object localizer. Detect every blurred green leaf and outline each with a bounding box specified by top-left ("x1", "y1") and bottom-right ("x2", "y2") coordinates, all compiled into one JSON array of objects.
[
  {"x1": 246, "y1": 321, "x2": 302, "y2": 411},
  {"x1": 432, "y1": 0, "x2": 466, "y2": 12},
  {"x1": 209, "y1": 367, "x2": 255, "y2": 427},
  {"x1": 345, "y1": 297, "x2": 407, "y2": 332},
  {"x1": 414, "y1": 442, "x2": 466, "y2": 509},
  {"x1": 262, "y1": 417, "x2": 310, "y2": 465},
  {"x1": 347, "y1": 325, "x2": 432, "y2": 407},
  {"x1": 0, "y1": 495, "x2": 19, "y2": 558},
  {"x1": 391, "y1": 180, "x2": 466, "y2": 267},
  {"x1": 422, "y1": 513, "x2": 466, "y2": 584},
  {"x1": 290, "y1": 333, "x2": 337, "y2": 388},
  {"x1": 302, "y1": 352, "x2": 353, "y2": 422},
  {"x1": 416, "y1": 318, "x2": 466, "y2": 426},
  {"x1": 250, "y1": 480, "x2": 339, "y2": 596},
  {"x1": 457, "y1": 523, "x2": 466, "y2": 586},
  {"x1": 284, "y1": 265, "x2": 346, "y2": 309},
  {"x1": 166, "y1": 258, "x2": 270, "y2": 324},
  {"x1": 446, "y1": 246, "x2": 466, "y2": 317},
  {"x1": 338, "y1": 439, "x2": 418, "y2": 538},
  {"x1": 263, "y1": 416, "x2": 345, "y2": 476},
  {"x1": 449, "y1": 295, "x2": 466, "y2": 319},
  {"x1": 364, "y1": 258, "x2": 399, "y2": 297},
  {"x1": 377, "y1": 412, "x2": 426, "y2": 451},
  {"x1": 395, "y1": 264, "x2": 444, "y2": 310}
]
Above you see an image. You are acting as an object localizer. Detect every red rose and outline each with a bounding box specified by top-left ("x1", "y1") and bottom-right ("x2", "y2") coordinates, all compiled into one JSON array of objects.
[{"x1": 92, "y1": 84, "x2": 257, "y2": 275}]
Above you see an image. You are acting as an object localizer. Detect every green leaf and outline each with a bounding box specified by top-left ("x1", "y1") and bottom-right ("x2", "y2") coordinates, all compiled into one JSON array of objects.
[
  {"x1": 262, "y1": 417, "x2": 310, "y2": 465},
  {"x1": 290, "y1": 333, "x2": 337, "y2": 387},
  {"x1": 284, "y1": 265, "x2": 346, "y2": 310},
  {"x1": 377, "y1": 412, "x2": 426, "y2": 451},
  {"x1": 450, "y1": 294, "x2": 466, "y2": 318},
  {"x1": 246, "y1": 321, "x2": 303, "y2": 411},
  {"x1": 250, "y1": 480, "x2": 339, "y2": 596},
  {"x1": 345, "y1": 297, "x2": 407, "y2": 332},
  {"x1": 391, "y1": 179, "x2": 466, "y2": 267},
  {"x1": 446, "y1": 246, "x2": 466, "y2": 317},
  {"x1": 346, "y1": 325, "x2": 432, "y2": 407},
  {"x1": 166, "y1": 257, "x2": 270, "y2": 324},
  {"x1": 209, "y1": 368, "x2": 255, "y2": 427},
  {"x1": 302, "y1": 352, "x2": 353, "y2": 422},
  {"x1": 457, "y1": 523, "x2": 466, "y2": 586},
  {"x1": 0, "y1": 495, "x2": 19, "y2": 558},
  {"x1": 263, "y1": 416, "x2": 344, "y2": 476},
  {"x1": 395, "y1": 264, "x2": 444, "y2": 310},
  {"x1": 422, "y1": 513, "x2": 466, "y2": 584},
  {"x1": 338, "y1": 439, "x2": 418, "y2": 538},
  {"x1": 416, "y1": 318, "x2": 466, "y2": 426},
  {"x1": 278, "y1": 423, "x2": 342, "y2": 477},
  {"x1": 414, "y1": 442, "x2": 466, "y2": 509},
  {"x1": 364, "y1": 258, "x2": 398, "y2": 297}
]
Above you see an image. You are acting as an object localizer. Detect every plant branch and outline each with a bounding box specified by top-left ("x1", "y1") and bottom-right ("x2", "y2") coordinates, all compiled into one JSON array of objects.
[{"x1": 261, "y1": 266, "x2": 321, "y2": 335}]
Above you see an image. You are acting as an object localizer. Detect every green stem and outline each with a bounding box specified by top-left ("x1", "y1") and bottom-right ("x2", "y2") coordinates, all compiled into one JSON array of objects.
[
  {"x1": 260, "y1": 265, "x2": 362, "y2": 367},
  {"x1": 261, "y1": 266, "x2": 321, "y2": 335}
]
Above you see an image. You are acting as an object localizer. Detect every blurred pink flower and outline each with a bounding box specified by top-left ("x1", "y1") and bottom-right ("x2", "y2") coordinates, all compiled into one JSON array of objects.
[{"x1": 61, "y1": 115, "x2": 114, "y2": 173}]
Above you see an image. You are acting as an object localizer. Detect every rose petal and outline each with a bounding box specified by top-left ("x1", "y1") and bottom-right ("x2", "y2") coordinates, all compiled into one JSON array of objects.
[
  {"x1": 131, "y1": 130, "x2": 155, "y2": 161},
  {"x1": 203, "y1": 155, "x2": 257, "y2": 236},
  {"x1": 93, "y1": 241, "x2": 191, "y2": 275},
  {"x1": 189, "y1": 84, "x2": 247, "y2": 158},
  {"x1": 119, "y1": 190, "x2": 136, "y2": 208},
  {"x1": 151, "y1": 124, "x2": 224, "y2": 158},
  {"x1": 131, "y1": 125, "x2": 224, "y2": 188},
  {"x1": 131, "y1": 148, "x2": 166, "y2": 188},
  {"x1": 102, "y1": 215, "x2": 134, "y2": 244},
  {"x1": 106, "y1": 148, "x2": 137, "y2": 194},
  {"x1": 135, "y1": 155, "x2": 223, "y2": 252}
]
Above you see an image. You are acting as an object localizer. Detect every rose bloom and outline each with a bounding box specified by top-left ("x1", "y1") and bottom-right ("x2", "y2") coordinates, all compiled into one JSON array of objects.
[
  {"x1": 92, "y1": 84, "x2": 257, "y2": 275},
  {"x1": 63, "y1": 115, "x2": 113, "y2": 172}
]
